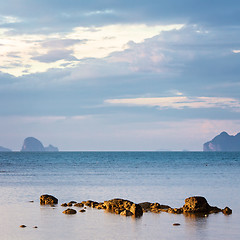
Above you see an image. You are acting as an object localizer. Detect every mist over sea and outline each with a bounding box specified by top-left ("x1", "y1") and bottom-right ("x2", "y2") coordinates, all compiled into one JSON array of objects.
[{"x1": 0, "y1": 152, "x2": 239, "y2": 240}]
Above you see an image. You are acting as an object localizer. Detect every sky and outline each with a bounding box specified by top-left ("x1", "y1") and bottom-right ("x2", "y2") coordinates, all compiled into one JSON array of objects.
[{"x1": 1, "y1": 0, "x2": 240, "y2": 151}]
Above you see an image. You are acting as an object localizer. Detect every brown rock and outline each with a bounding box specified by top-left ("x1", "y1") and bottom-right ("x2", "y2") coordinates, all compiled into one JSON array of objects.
[
  {"x1": 222, "y1": 207, "x2": 232, "y2": 215},
  {"x1": 139, "y1": 202, "x2": 152, "y2": 212},
  {"x1": 173, "y1": 223, "x2": 181, "y2": 226},
  {"x1": 69, "y1": 201, "x2": 77, "y2": 204},
  {"x1": 85, "y1": 200, "x2": 94, "y2": 207},
  {"x1": 19, "y1": 225, "x2": 26, "y2": 228},
  {"x1": 40, "y1": 194, "x2": 58, "y2": 205},
  {"x1": 91, "y1": 201, "x2": 99, "y2": 208},
  {"x1": 182, "y1": 196, "x2": 210, "y2": 213},
  {"x1": 67, "y1": 202, "x2": 72, "y2": 206},
  {"x1": 130, "y1": 203, "x2": 143, "y2": 217},
  {"x1": 209, "y1": 206, "x2": 222, "y2": 214},
  {"x1": 79, "y1": 209, "x2": 86, "y2": 213},
  {"x1": 62, "y1": 208, "x2": 77, "y2": 214},
  {"x1": 61, "y1": 203, "x2": 67, "y2": 207},
  {"x1": 120, "y1": 210, "x2": 133, "y2": 216},
  {"x1": 74, "y1": 203, "x2": 84, "y2": 207}
]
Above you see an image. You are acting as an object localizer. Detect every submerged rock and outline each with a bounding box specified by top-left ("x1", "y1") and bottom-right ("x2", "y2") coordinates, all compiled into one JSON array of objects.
[
  {"x1": 62, "y1": 208, "x2": 77, "y2": 214},
  {"x1": 40, "y1": 194, "x2": 58, "y2": 205}
]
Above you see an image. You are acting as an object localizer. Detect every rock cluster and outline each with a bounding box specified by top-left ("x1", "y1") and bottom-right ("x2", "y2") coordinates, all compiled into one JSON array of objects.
[{"x1": 40, "y1": 195, "x2": 232, "y2": 217}]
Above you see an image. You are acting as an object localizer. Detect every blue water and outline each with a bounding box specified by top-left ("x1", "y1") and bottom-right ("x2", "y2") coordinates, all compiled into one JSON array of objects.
[{"x1": 0, "y1": 152, "x2": 239, "y2": 240}]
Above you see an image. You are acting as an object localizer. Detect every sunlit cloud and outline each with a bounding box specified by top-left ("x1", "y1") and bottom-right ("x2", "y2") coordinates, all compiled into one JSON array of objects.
[
  {"x1": 0, "y1": 23, "x2": 183, "y2": 76},
  {"x1": 233, "y1": 49, "x2": 240, "y2": 53},
  {"x1": 105, "y1": 96, "x2": 240, "y2": 111}
]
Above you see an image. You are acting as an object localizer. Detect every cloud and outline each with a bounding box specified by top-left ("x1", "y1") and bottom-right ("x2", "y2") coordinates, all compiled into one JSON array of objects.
[
  {"x1": 0, "y1": 23, "x2": 183, "y2": 76},
  {"x1": 32, "y1": 49, "x2": 78, "y2": 63},
  {"x1": 105, "y1": 96, "x2": 240, "y2": 112}
]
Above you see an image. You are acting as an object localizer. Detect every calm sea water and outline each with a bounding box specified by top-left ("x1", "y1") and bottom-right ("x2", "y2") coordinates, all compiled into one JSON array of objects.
[{"x1": 0, "y1": 152, "x2": 239, "y2": 240}]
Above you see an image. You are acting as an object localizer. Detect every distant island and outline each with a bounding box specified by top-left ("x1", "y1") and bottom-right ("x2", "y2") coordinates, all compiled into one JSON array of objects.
[
  {"x1": 203, "y1": 131, "x2": 240, "y2": 151},
  {"x1": 0, "y1": 146, "x2": 12, "y2": 152},
  {"x1": 21, "y1": 137, "x2": 59, "y2": 152}
]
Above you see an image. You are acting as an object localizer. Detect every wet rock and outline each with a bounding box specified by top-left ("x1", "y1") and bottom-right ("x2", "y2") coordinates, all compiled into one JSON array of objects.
[
  {"x1": 139, "y1": 202, "x2": 152, "y2": 212},
  {"x1": 91, "y1": 201, "x2": 99, "y2": 208},
  {"x1": 96, "y1": 203, "x2": 106, "y2": 209},
  {"x1": 222, "y1": 207, "x2": 232, "y2": 215},
  {"x1": 168, "y1": 208, "x2": 183, "y2": 214},
  {"x1": 173, "y1": 223, "x2": 181, "y2": 226},
  {"x1": 40, "y1": 194, "x2": 58, "y2": 205},
  {"x1": 182, "y1": 196, "x2": 211, "y2": 213},
  {"x1": 62, "y1": 208, "x2": 77, "y2": 214},
  {"x1": 85, "y1": 200, "x2": 94, "y2": 207},
  {"x1": 19, "y1": 225, "x2": 26, "y2": 228},
  {"x1": 130, "y1": 204, "x2": 143, "y2": 217},
  {"x1": 74, "y1": 203, "x2": 84, "y2": 207},
  {"x1": 209, "y1": 206, "x2": 222, "y2": 214},
  {"x1": 69, "y1": 201, "x2": 77, "y2": 204},
  {"x1": 103, "y1": 199, "x2": 143, "y2": 217},
  {"x1": 61, "y1": 203, "x2": 67, "y2": 207},
  {"x1": 33, "y1": 226, "x2": 38, "y2": 228},
  {"x1": 120, "y1": 210, "x2": 133, "y2": 216},
  {"x1": 79, "y1": 209, "x2": 86, "y2": 213},
  {"x1": 67, "y1": 202, "x2": 72, "y2": 206}
]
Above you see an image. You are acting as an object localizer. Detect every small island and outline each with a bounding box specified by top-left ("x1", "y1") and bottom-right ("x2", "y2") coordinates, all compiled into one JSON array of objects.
[
  {"x1": 21, "y1": 137, "x2": 59, "y2": 152},
  {"x1": 203, "y1": 131, "x2": 240, "y2": 151}
]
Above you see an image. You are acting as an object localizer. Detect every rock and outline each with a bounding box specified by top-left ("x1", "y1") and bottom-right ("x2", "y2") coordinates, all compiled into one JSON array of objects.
[
  {"x1": 33, "y1": 226, "x2": 38, "y2": 228},
  {"x1": 91, "y1": 201, "x2": 99, "y2": 208},
  {"x1": 85, "y1": 200, "x2": 94, "y2": 207},
  {"x1": 203, "y1": 131, "x2": 240, "y2": 151},
  {"x1": 139, "y1": 202, "x2": 152, "y2": 212},
  {"x1": 79, "y1": 209, "x2": 86, "y2": 213},
  {"x1": 209, "y1": 206, "x2": 222, "y2": 214},
  {"x1": 173, "y1": 223, "x2": 181, "y2": 226},
  {"x1": 40, "y1": 194, "x2": 58, "y2": 205},
  {"x1": 67, "y1": 203, "x2": 72, "y2": 206},
  {"x1": 120, "y1": 210, "x2": 133, "y2": 216},
  {"x1": 222, "y1": 207, "x2": 232, "y2": 215},
  {"x1": 21, "y1": 137, "x2": 45, "y2": 152},
  {"x1": 74, "y1": 203, "x2": 84, "y2": 207},
  {"x1": 183, "y1": 196, "x2": 211, "y2": 213},
  {"x1": 0, "y1": 146, "x2": 11, "y2": 152},
  {"x1": 19, "y1": 225, "x2": 26, "y2": 228},
  {"x1": 62, "y1": 208, "x2": 77, "y2": 214},
  {"x1": 130, "y1": 204, "x2": 143, "y2": 217},
  {"x1": 61, "y1": 203, "x2": 67, "y2": 207}
]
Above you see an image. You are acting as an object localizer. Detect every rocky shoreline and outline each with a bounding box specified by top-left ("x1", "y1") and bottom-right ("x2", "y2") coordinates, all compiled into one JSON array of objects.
[{"x1": 40, "y1": 194, "x2": 232, "y2": 217}]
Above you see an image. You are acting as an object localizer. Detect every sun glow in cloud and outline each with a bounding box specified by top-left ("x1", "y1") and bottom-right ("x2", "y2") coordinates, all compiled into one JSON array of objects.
[
  {"x1": 0, "y1": 23, "x2": 183, "y2": 76},
  {"x1": 105, "y1": 96, "x2": 240, "y2": 111}
]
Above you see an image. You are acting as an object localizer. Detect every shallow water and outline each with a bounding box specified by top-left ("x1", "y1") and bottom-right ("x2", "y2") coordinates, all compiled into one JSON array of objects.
[{"x1": 0, "y1": 152, "x2": 239, "y2": 240}]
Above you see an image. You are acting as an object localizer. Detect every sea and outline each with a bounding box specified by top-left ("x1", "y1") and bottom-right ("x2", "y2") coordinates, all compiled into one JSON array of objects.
[{"x1": 0, "y1": 151, "x2": 239, "y2": 240}]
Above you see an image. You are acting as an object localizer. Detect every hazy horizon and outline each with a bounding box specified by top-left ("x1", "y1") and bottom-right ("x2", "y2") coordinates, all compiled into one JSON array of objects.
[{"x1": 1, "y1": 1, "x2": 240, "y2": 151}]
